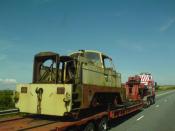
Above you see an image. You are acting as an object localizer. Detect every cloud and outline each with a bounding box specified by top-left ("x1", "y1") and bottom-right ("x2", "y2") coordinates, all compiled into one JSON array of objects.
[
  {"x1": 160, "y1": 18, "x2": 175, "y2": 32},
  {"x1": 0, "y1": 78, "x2": 17, "y2": 90},
  {"x1": 0, "y1": 79, "x2": 17, "y2": 90},
  {"x1": 0, "y1": 78, "x2": 17, "y2": 84}
]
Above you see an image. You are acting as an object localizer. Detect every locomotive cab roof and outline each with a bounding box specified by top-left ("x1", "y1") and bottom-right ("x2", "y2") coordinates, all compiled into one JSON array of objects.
[
  {"x1": 35, "y1": 52, "x2": 59, "y2": 57},
  {"x1": 69, "y1": 50, "x2": 112, "y2": 59}
]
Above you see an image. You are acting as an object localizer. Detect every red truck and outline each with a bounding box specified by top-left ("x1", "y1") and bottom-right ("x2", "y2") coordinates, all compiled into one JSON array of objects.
[{"x1": 125, "y1": 72, "x2": 155, "y2": 107}]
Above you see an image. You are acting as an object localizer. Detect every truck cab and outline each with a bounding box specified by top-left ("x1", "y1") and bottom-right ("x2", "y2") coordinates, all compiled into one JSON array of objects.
[{"x1": 125, "y1": 73, "x2": 155, "y2": 106}]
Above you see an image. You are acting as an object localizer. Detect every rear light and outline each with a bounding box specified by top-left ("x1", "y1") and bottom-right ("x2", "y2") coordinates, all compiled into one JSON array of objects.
[
  {"x1": 21, "y1": 87, "x2": 27, "y2": 93},
  {"x1": 57, "y1": 87, "x2": 65, "y2": 94}
]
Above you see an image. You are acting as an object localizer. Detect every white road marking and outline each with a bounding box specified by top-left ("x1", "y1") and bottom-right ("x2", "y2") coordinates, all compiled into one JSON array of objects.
[
  {"x1": 155, "y1": 105, "x2": 159, "y2": 108},
  {"x1": 156, "y1": 90, "x2": 175, "y2": 97},
  {"x1": 137, "y1": 115, "x2": 144, "y2": 121}
]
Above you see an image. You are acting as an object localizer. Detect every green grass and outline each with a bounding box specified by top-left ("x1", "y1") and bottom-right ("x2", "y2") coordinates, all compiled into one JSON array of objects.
[
  {"x1": 156, "y1": 85, "x2": 175, "y2": 91},
  {"x1": 0, "y1": 90, "x2": 15, "y2": 111}
]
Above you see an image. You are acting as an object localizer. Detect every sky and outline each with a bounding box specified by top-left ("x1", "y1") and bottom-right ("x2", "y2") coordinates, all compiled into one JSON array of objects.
[{"x1": 0, "y1": 0, "x2": 175, "y2": 89}]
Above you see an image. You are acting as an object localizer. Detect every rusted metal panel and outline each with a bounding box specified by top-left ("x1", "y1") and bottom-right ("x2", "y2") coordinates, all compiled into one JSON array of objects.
[{"x1": 82, "y1": 84, "x2": 123, "y2": 108}]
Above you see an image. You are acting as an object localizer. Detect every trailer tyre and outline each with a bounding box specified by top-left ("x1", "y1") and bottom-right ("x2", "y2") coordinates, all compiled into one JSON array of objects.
[
  {"x1": 152, "y1": 96, "x2": 155, "y2": 104},
  {"x1": 150, "y1": 97, "x2": 153, "y2": 105},
  {"x1": 147, "y1": 98, "x2": 151, "y2": 107},
  {"x1": 83, "y1": 122, "x2": 95, "y2": 131},
  {"x1": 149, "y1": 97, "x2": 155, "y2": 105},
  {"x1": 98, "y1": 117, "x2": 108, "y2": 131}
]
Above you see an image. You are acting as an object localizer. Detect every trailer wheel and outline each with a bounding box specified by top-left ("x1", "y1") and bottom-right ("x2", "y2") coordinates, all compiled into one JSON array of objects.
[
  {"x1": 83, "y1": 122, "x2": 95, "y2": 131},
  {"x1": 98, "y1": 117, "x2": 108, "y2": 131},
  {"x1": 151, "y1": 96, "x2": 155, "y2": 104},
  {"x1": 147, "y1": 98, "x2": 151, "y2": 107},
  {"x1": 150, "y1": 97, "x2": 153, "y2": 105},
  {"x1": 152, "y1": 96, "x2": 155, "y2": 104}
]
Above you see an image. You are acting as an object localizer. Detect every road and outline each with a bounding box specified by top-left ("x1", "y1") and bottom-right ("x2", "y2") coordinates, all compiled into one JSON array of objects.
[{"x1": 110, "y1": 90, "x2": 175, "y2": 131}]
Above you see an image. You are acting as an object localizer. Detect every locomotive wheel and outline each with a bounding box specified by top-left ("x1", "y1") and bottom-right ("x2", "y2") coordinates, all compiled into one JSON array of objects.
[
  {"x1": 98, "y1": 117, "x2": 108, "y2": 131},
  {"x1": 83, "y1": 122, "x2": 95, "y2": 131}
]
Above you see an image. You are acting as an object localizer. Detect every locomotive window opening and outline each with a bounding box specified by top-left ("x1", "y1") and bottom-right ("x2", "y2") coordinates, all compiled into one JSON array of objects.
[
  {"x1": 85, "y1": 52, "x2": 101, "y2": 64},
  {"x1": 65, "y1": 60, "x2": 76, "y2": 83},
  {"x1": 102, "y1": 55, "x2": 114, "y2": 69},
  {"x1": 58, "y1": 62, "x2": 63, "y2": 83},
  {"x1": 39, "y1": 59, "x2": 57, "y2": 82},
  {"x1": 34, "y1": 54, "x2": 76, "y2": 84},
  {"x1": 103, "y1": 58, "x2": 112, "y2": 69}
]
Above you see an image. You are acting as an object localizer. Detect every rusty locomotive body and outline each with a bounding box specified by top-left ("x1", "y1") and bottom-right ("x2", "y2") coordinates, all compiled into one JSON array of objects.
[{"x1": 15, "y1": 50, "x2": 124, "y2": 116}]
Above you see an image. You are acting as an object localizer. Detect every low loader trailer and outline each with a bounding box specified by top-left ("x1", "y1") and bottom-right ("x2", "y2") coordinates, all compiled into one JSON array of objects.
[
  {"x1": 0, "y1": 101, "x2": 143, "y2": 131},
  {"x1": 54, "y1": 101, "x2": 143, "y2": 131},
  {"x1": 13, "y1": 50, "x2": 153, "y2": 131}
]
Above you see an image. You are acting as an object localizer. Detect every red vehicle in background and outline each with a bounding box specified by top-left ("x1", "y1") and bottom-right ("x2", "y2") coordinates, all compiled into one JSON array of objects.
[{"x1": 125, "y1": 72, "x2": 155, "y2": 107}]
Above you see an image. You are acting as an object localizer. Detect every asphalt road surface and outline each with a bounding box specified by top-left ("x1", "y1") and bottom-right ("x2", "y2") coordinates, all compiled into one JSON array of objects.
[{"x1": 109, "y1": 90, "x2": 175, "y2": 131}]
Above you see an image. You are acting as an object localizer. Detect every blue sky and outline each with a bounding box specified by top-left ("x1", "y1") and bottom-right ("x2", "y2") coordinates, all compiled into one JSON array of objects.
[{"x1": 0, "y1": 0, "x2": 175, "y2": 89}]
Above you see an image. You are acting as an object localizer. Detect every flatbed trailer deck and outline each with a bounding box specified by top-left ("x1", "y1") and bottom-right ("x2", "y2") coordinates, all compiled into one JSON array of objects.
[
  {"x1": 0, "y1": 101, "x2": 143, "y2": 131},
  {"x1": 55, "y1": 101, "x2": 143, "y2": 131}
]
